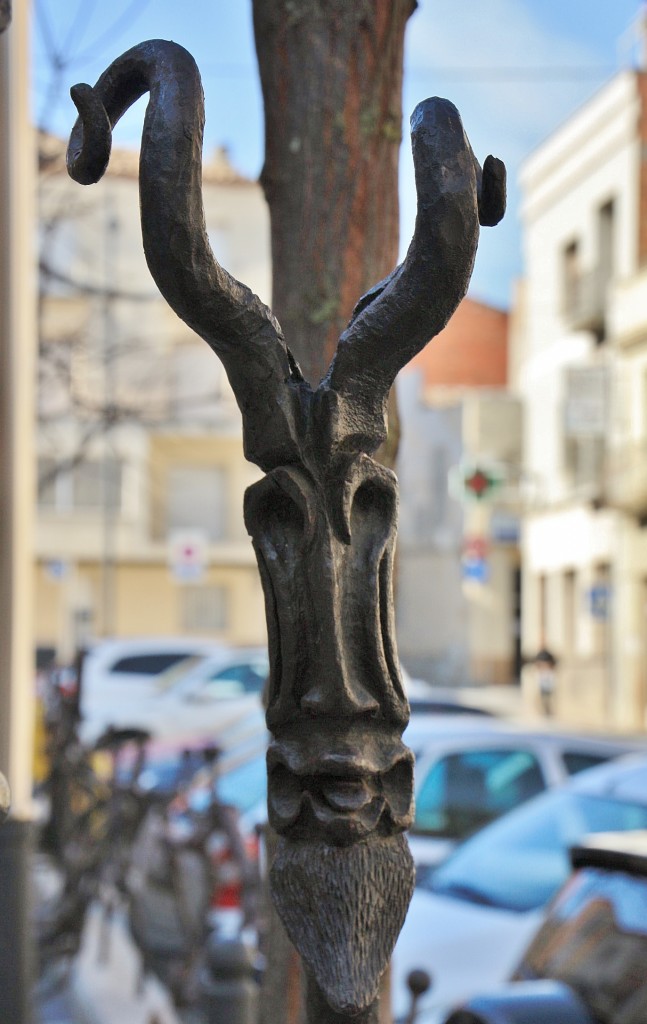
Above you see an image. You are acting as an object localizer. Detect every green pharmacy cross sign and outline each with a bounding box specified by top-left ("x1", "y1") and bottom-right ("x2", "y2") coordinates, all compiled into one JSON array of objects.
[{"x1": 450, "y1": 461, "x2": 505, "y2": 503}]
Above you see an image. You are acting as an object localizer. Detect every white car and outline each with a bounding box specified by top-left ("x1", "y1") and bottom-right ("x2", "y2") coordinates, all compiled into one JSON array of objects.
[
  {"x1": 404, "y1": 715, "x2": 642, "y2": 873},
  {"x1": 78, "y1": 637, "x2": 268, "y2": 745},
  {"x1": 391, "y1": 754, "x2": 647, "y2": 1024},
  {"x1": 147, "y1": 648, "x2": 269, "y2": 740}
]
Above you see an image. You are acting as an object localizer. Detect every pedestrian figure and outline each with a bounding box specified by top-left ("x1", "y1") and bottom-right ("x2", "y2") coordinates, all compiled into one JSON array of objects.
[{"x1": 535, "y1": 647, "x2": 557, "y2": 716}]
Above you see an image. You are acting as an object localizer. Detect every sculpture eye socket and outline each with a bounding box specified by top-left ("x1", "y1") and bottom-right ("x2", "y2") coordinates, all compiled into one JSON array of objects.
[
  {"x1": 350, "y1": 479, "x2": 396, "y2": 552},
  {"x1": 260, "y1": 487, "x2": 306, "y2": 560}
]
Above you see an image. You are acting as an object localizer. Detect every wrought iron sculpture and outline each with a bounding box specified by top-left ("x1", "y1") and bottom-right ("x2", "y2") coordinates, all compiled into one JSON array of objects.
[{"x1": 67, "y1": 40, "x2": 505, "y2": 1023}]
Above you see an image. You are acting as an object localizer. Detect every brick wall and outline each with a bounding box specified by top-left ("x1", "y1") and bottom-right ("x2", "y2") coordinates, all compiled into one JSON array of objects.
[{"x1": 405, "y1": 296, "x2": 508, "y2": 389}]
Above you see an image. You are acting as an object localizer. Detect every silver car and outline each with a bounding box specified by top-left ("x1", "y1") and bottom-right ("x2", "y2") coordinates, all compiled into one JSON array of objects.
[
  {"x1": 393, "y1": 753, "x2": 647, "y2": 1024},
  {"x1": 404, "y1": 714, "x2": 643, "y2": 874}
]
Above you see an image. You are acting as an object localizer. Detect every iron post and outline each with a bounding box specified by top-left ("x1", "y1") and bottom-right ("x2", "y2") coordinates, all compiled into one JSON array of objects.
[{"x1": 66, "y1": 40, "x2": 505, "y2": 1021}]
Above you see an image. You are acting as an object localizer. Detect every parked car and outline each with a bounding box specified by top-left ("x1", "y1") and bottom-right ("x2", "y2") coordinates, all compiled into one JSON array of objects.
[
  {"x1": 77, "y1": 637, "x2": 268, "y2": 744},
  {"x1": 405, "y1": 715, "x2": 641, "y2": 873},
  {"x1": 405, "y1": 677, "x2": 494, "y2": 718},
  {"x1": 140, "y1": 715, "x2": 641, "y2": 871},
  {"x1": 150, "y1": 648, "x2": 268, "y2": 726},
  {"x1": 79, "y1": 642, "x2": 489, "y2": 747},
  {"x1": 140, "y1": 717, "x2": 641, "y2": 891},
  {"x1": 443, "y1": 829, "x2": 647, "y2": 1024},
  {"x1": 391, "y1": 754, "x2": 647, "y2": 1023}
]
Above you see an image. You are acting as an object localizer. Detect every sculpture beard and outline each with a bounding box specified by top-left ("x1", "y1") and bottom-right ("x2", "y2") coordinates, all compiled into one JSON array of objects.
[{"x1": 271, "y1": 834, "x2": 414, "y2": 1016}]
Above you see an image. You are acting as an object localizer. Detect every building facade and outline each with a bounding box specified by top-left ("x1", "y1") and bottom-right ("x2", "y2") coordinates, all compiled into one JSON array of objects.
[
  {"x1": 515, "y1": 70, "x2": 647, "y2": 729},
  {"x1": 36, "y1": 136, "x2": 269, "y2": 662},
  {"x1": 396, "y1": 298, "x2": 521, "y2": 687}
]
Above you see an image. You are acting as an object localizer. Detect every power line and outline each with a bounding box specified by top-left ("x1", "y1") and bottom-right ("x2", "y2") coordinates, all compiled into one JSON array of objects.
[
  {"x1": 196, "y1": 62, "x2": 617, "y2": 84},
  {"x1": 67, "y1": 0, "x2": 153, "y2": 66}
]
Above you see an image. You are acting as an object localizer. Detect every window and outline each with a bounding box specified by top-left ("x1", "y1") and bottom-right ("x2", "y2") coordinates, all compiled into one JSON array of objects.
[
  {"x1": 425, "y1": 788, "x2": 647, "y2": 913},
  {"x1": 73, "y1": 460, "x2": 121, "y2": 509},
  {"x1": 180, "y1": 584, "x2": 227, "y2": 633},
  {"x1": 598, "y1": 198, "x2": 614, "y2": 282},
  {"x1": 37, "y1": 457, "x2": 122, "y2": 511},
  {"x1": 413, "y1": 748, "x2": 545, "y2": 841},
  {"x1": 199, "y1": 660, "x2": 269, "y2": 699},
  {"x1": 166, "y1": 465, "x2": 227, "y2": 541},
  {"x1": 562, "y1": 239, "x2": 580, "y2": 315},
  {"x1": 110, "y1": 653, "x2": 192, "y2": 675},
  {"x1": 562, "y1": 751, "x2": 613, "y2": 776},
  {"x1": 563, "y1": 366, "x2": 609, "y2": 481}
]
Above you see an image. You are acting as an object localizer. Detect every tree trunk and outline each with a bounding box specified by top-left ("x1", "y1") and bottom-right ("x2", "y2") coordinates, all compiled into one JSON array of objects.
[
  {"x1": 253, "y1": 5, "x2": 415, "y2": 1020},
  {"x1": 253, "y1": 0, "x2": 415, "y2": 388}
]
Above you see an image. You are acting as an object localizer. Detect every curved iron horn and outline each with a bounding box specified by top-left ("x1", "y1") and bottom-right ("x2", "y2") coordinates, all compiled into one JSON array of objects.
[
  {"x1": 67, "y1": 39, "x2": 302, "y2": 471},
  {"x1": 323, "y1": 97, "x2": 505, "y2": 417}
]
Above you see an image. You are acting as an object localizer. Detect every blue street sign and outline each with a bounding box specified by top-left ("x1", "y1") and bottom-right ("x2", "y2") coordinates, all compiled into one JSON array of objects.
[
  {"x1": 462, "y1": 557, "x2": 489, "y2": 584},
  {"x1": 589, "y1": 584, "x2": 610, "y2": 621}
]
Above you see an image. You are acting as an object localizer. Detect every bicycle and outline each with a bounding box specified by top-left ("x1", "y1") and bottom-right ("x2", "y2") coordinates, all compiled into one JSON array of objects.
[
  {"x1": 125, "y1": 744, "x2": 259, "y2": 1007},
  {"x1": 34, "y1": 676, "x2": 153, "y2": 993}
]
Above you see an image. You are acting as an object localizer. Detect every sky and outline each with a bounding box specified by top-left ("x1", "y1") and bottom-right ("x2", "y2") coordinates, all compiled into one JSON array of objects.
[{"x1": 31, "y1": 0, "x2": 646, "y2": 310}]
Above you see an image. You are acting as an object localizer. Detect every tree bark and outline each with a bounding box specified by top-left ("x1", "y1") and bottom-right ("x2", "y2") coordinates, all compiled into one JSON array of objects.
[{"x1": 253, "y1": 0, "x2": 416, "y2": 388}]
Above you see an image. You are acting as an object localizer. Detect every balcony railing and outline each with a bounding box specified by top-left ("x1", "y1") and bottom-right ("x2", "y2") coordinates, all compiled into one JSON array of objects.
[{"x1": 562, "y1": 268, "x2": 608, "y2": 334}]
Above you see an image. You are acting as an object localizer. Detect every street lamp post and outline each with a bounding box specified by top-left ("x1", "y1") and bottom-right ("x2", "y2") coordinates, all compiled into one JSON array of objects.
[{"x1": 66, "y1": 40, "x2": 505, "y2": 1022}]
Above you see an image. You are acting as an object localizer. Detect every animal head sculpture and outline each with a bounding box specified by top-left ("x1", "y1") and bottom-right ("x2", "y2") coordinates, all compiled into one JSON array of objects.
[{"x1": 67, "y1": 39, "x2": 505, "y2": 1019}]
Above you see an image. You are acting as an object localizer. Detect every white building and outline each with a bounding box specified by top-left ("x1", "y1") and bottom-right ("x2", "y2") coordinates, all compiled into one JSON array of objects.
[
  {"x1": 396, "y1": 298, "x2": 521, "y2": 688},
  {"x1": 515, "y1": 69, "x2": 647, "y2": 729},
  {"x1": 36, "y1": 135, "x2": 270, "y2": 661}
]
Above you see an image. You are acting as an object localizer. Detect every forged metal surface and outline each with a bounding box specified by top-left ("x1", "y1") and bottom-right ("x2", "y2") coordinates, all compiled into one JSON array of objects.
[
  {"x1": 67, "y1": 39, "x2": 505, "y2": 1021},
  {"x1": 272, "y1": 835, "x2": 413, "y2": 1016}
]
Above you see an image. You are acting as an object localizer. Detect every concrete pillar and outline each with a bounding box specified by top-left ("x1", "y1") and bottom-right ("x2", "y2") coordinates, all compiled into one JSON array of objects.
[
  {"x1": 0, "y1": 2, "x2": 37, "y2": 1020},
  {"x1": 0, "y1": 0, "x2": 36, "y2": 816}
]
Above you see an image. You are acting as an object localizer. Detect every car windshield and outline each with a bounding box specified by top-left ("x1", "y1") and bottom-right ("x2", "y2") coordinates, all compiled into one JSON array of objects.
[
  {"x1": 412, "y1": 747, "x2": 545, "y2": 840},
  {"x1": 154, "y1": 655, "x2": 206, "y2": 692},
  {"x1": 205, "y1": 660, "x2": 268, "y2": 696},
  {"x1": 424, "y1": 788, "x2": 647, "y2": 913},
  {"x1": 154, "y1": 655, "x2": 269, "y2": 697}
]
